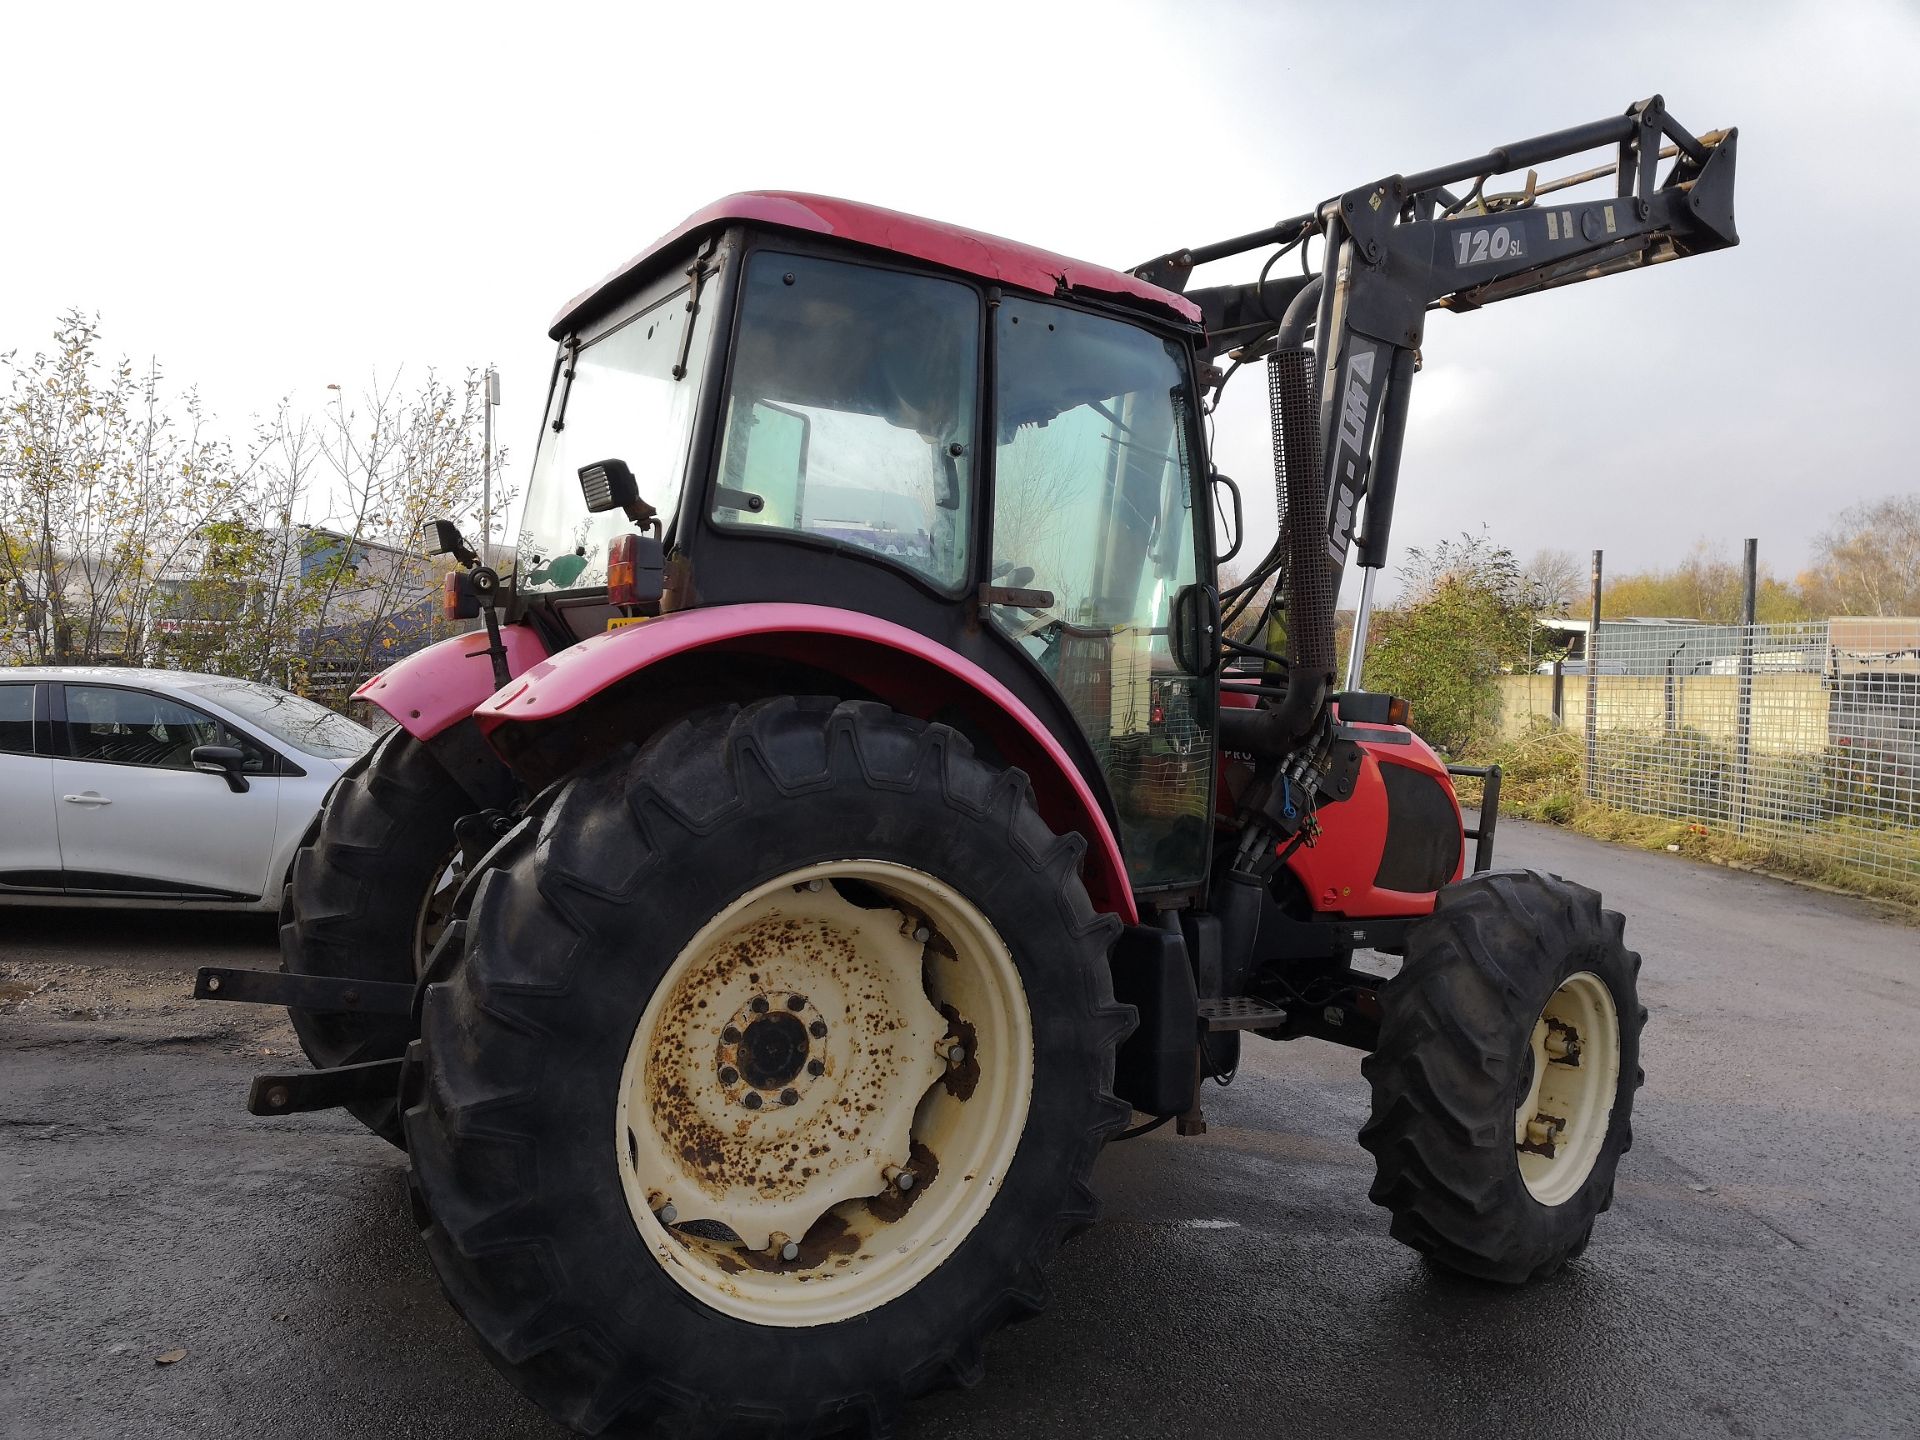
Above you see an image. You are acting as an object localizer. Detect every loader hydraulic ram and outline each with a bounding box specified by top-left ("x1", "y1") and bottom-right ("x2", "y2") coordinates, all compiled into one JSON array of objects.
[{"x1": 202, "y1": 95, "x2": 1735, "y2": 1439}]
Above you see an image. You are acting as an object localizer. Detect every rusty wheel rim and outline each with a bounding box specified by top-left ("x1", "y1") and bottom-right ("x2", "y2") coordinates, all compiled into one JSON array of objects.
[
  {"x1": 614, "y1": 859, "x2": 1032, "y2": 1326},
  {"x1": 1515, "y1": 971, "x2": 1620, "y2": 1206}
]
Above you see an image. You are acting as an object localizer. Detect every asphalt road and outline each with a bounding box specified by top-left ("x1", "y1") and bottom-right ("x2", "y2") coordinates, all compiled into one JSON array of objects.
[{"x1": 4, "y1": 822, "x2": 1917, "y2": 1439}]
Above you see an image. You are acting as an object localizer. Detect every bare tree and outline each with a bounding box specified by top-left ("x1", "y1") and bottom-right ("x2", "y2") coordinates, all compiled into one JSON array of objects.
[
  {"x1": 0, "y1": 312, "x2": 247, "y2": 664},
  {"x1": 297, "y1": 368, "x2": 503, "y2": 695},
  {"x1": 1, "y1": 313, "x2": 505, "y2": 698},
  {"x1": 1803, "y1": 495, "x2": 1920, "y2": 617},
  {"x1": 1524, "y1": 547, "x2": 1585, "y2": 616}
]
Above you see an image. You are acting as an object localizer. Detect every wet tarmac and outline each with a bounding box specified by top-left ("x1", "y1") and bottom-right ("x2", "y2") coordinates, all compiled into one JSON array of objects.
[{"x1": 3, "y1": 821, "x2": 1917, "y2": 1438}]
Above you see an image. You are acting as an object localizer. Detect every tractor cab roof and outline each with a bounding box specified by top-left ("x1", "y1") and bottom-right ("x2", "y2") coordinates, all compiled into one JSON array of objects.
[{"x1": 549, "y1": 191, "x2": 1202, "y2": 339}]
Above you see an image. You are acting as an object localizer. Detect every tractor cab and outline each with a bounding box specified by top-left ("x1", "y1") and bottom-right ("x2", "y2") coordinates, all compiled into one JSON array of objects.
[{"x1": 511, "y1": 194, "x2": 1220, "y2": 892}]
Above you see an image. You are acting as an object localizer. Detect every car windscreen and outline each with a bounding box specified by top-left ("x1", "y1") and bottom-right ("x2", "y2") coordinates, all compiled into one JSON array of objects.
[{"x1": 176, "y1": 678, "x2": 375, "y2": 760}]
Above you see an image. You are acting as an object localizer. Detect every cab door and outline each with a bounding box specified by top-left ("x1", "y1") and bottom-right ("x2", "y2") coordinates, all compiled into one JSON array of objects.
[
  {"x1": 52, "y1": 682, "x2": 282, "y2": 901},
  {"x1": 985, "y1": 297, "x2": 1215, "y2": 891},
  {"x1": 0, "y1": 681, "x2": 60, "y2": 893}
]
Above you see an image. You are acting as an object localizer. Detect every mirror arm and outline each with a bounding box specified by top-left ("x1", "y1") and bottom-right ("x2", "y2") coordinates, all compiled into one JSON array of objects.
[{"x1": 1212, "y1": 472, "x2": 1244, "y2": 565}]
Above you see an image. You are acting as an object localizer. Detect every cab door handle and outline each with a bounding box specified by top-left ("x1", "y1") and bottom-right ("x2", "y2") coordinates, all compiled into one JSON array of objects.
[{"x1": 62, "y1": 793, "x2": 113, "y2": 805}]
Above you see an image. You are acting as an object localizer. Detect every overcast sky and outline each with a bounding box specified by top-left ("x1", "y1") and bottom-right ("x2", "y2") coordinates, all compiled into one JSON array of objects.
[{"x1": 4, "y1": 0, "x2": 1913, "y2": 603}]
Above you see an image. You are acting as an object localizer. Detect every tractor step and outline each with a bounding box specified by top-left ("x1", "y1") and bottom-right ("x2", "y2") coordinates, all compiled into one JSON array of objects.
[
  {"x1": 195, "y1": 966, "x2": 415, "y2": 1016},
  {"x1": 247, "y1": 1058, "x2": 404, "y2": 1117},
  {"x1": 1198, "y1": 996, "x2": 1289, "y2": 1032}
]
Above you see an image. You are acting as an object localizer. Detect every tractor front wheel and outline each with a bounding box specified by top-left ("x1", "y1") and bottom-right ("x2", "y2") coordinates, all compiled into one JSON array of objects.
[
  {"x1": 1359, "y1": 869, "x2": 1645, "y2": 1283},
  {"x1": 405, "y1": 698, "x2": 1130, "y2": 1435}
]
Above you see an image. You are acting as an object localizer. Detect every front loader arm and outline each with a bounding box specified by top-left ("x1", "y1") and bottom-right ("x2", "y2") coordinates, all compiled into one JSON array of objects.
[
  {"x1": 1141, "y1": 95, "x2": 1737, "y2": 732},
  {"x1": 1143, "y1": 96, "x2": 1738, "y2": 899},
  {"x1": 1140, "y1": 96, "x2": 1736, "y2": 343}
]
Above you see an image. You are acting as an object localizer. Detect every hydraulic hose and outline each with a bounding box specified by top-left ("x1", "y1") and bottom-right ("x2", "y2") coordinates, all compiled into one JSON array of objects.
[{"x1": 1219, "y1": 274, "x2": 1331, "y2": 759}]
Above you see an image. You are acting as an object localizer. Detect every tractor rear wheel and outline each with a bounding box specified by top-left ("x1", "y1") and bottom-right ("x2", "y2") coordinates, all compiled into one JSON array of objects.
[
  {"x1": 1359, "y1": 869, "x2": 1644, "y2": 1284},
  {"x1": 404, "y1": 698, "x2": 1130, "y2": 1436},
  {"x1": 280, "y1": 728, "x2": 472, "y2": 1147}
]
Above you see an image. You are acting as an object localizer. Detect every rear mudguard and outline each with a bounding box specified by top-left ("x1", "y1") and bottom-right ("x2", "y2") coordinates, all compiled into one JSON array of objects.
[
  {"x1": 354, "y1": 624, "x2": 551, "y2": 740},
  {"x1": 473, "y1": 603, "x2": 1137, "y2": 923}
]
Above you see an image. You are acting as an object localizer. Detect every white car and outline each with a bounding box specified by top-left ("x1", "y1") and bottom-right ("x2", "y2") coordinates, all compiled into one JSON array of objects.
[{"x1": 0, "y1": 667, "x2": 374, "y2": 911}]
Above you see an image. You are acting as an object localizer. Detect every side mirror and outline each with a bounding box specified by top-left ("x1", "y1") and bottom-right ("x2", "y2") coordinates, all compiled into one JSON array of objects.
[
  {"x1": 1167, "y1": 583, "x2": 1222, "y2": 678},
  {"x1": 1211, "y1": 472, "x2": 1244, "y2": 565},
  {"x1": 191, "y1": 744, "x2": 251, "y2": 794}
]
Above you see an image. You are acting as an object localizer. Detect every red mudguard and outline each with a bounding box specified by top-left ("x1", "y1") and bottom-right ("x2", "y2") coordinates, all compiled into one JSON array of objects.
[
  {"x1": 353, "y1": 625, "x2": 551, "y2": 741},
  {"x1": 474, "y1": 604, "x2": 1137, "y2": 923}
]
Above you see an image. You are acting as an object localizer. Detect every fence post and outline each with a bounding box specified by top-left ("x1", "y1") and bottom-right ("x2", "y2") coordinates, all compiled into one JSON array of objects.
[
  {"x1": 1733, "y1": 537, "x2": 1758, "y2": 834},
  {"x1": 1584, "y1": 549, "x2": 1603, "y2": 800},
  {"x1": 1550, "y1": 658, "x2": 1564, "y2": 729}
]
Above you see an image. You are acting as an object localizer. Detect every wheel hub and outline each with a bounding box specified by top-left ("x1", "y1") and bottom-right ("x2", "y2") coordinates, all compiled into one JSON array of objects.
[
  {"x1": 1514, "y1": 971, "x2": 1621, "y2": 1206},
  {"x1": 614, "y1": 860, "x2": 1032, "y2": 1327},
  {"x1": 719, "y1": 994, "x2": 823, "y2": 1103}
]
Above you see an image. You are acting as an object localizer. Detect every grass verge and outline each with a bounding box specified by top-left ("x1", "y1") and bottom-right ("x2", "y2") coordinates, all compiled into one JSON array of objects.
[{"x1": 1451, "y1": 727, "x2": 1920, "y2": 912}]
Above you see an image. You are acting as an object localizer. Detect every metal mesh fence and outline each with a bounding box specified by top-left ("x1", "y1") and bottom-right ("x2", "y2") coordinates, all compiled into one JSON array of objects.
[{"x1": 1523, "y1": 619, "x2": 1920, "y2": 885}]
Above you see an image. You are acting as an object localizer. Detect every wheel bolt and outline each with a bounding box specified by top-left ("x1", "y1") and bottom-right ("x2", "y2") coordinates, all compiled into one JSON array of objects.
[
  {"x1": 807, "y1": 1059, "x2": 825, "y2": 1077},
  {"x1": 719, "y1": 1066, "x2": 739, "y2": 1085},
  {"x1": 913, "y1": 926, "x2": 930, "y2": 943},
  {"x1": 942, "y1": 1043, "x2": 967, "y2": 1066},
  {"x1": 884, "y1": 1164, "x2": 915, "y2": 1192},
  {"x1": 722, "y1": 1026, "x2": 741, "y2": 1044},
  {"x1": 751, "y1": 996, "x2": 770, "y2": 1014},
  {"x1": 809, "y1": 1020, "x2": 828, "y2": 1038},
  {"x1": 779, "y1": 1088, "x2": 799, "y2": 1106},
  {"x1": 786, "y1": 994, "x2": 807, "y2": 1011},
  {"x1": 781, "y1": 1241, "x2": 799, "y2": 1261},
  {"x1": 744, "y1": 1092, "x2": 762, "y2": 1110},
  {"x1": 807, "y1": 879, "x2": 824, "y2": 892},
  {"x1": 657, "y1": 1204, "x2": 677, "y2": 1225}
]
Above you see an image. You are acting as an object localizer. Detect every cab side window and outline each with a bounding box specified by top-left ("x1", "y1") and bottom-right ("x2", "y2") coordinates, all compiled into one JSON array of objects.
[
  {"x1": 63, "y1": 687, "x2": 269, "y2": 772},
  {"x1": 0, "y1": 684, "x2": 33, "y2": 755}
]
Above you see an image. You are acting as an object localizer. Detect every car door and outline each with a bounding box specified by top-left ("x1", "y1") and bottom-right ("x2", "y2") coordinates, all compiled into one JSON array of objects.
[
  {"x1": 0, "y1": 681, "x2": 61, "y2": 893},
  {"x1": 52, "y1": 682, "x2": 282, "y2": 901}
]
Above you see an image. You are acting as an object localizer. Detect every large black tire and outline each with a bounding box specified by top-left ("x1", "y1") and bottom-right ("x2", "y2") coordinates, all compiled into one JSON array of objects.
[
  {"x1": 1359, "y1": 869, "x2": 1645, "y2": 1284},
  {"x1": 281, "y1": 728, "x2": 474, "y2": 1146},
  {"x1": 404, "y1": 698, "x2": 1130, "y2": 1437}
]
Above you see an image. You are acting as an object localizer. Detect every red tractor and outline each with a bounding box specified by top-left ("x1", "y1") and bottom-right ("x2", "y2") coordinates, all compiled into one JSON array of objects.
[{"x1": 202, "y1": 99, "x2": 1737, "y2": 1436}]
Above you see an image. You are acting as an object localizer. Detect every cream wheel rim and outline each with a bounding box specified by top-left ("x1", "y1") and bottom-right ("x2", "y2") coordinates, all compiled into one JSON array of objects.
[
  {"x1": 412, "y1": 847, "x2": 464, "y2": 974},
  {"x1": 614, "y1": 860, "x2": 1033, "y2": 1326},
  {"x1": 1515, "y1": 970, "x2": 1621, "y2": 1206}
]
